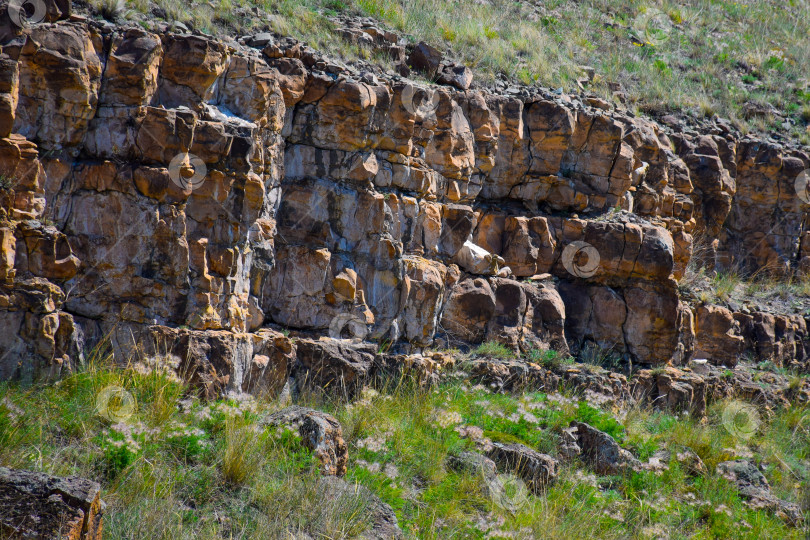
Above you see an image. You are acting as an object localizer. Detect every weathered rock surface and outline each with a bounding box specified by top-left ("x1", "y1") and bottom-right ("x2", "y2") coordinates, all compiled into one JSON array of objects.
[
  {"x1": 717, "y1": 460, "x2": 804, "y2": 525},
  {"x1": 0, "y1": 18, "x2": 808, "y2": 390},
  {"x1": 465, "y1": 356, "x2": 560, "y2": 392},
  {"x1": 634, "y1": 361, "x2": 810, "y2": 415},
  {"x1": 441, "y1": 277, "x2": 569, "y2": 352},
  {"x1": 719, "y1": 142, "x2": 809, "y2": 276},
  {"x1": 557, "y1": 365, "x2": 631, "y2": 405},
  {"x1": 462, "y1": 356, "x2": 629, "y2": 406},
  {"x1": 570, "y1": 421, "x2": 641, "y2": 475},
  {"x1": 633, "y1": 366, "x2": 708, "y2": 417},
  {"x1": 559, "y1": 425, "x2": 582, "y2": 460},
  {"x1": 447, "y1": 451, "x2": 498, "y2": 479},
  {"x1": 694, "y1": 304, "x2": 744, "y2": 367},
  {"x1": 735, "y1": 311, "x2": 808, "y2": 370},
  {"x1": 263, "y1": 405, "x2": 348, "y2": 476},
  {"x1": 375, "y1": 350, "x2": 456, "y2": 386},
  {"x1": 0, "y1": 467, "x2": 103, "y2": 539},
  {"x1": 447, "y1": 451, "x2": 507, "y2": 501},
  {"x1": 486, "y1": 442, "x2": 558, "y2": 494},
  {"x1": 101, "y1": 325, "x2": 295, "y2": 400},
  {"x1": 293, "y1": 338, "x2": 377, "y2": 398}
]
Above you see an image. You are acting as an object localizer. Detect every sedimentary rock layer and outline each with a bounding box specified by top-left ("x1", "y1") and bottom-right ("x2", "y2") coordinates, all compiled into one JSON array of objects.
[{"x1": 0, "y1": 19, "x2": 808, "y2": 389}]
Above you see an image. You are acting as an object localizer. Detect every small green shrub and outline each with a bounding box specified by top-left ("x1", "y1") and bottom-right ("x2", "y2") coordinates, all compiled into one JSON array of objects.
[
  {"x1": 90, "y1": 0, "x2": 125, "y2": 20},
  {"x1": 524, "y1": 348, "x2": 574, "y2": 371},
  {"x1": 712, "y1": 272, "x2": 740, "y2": 301},
  {"x1": 575, "y1": 402, "x2": 625, "y2": 442},
  {"x1": 472, "y1": 341, "x2": 516, "y2": 359},
  {"x1": 97, "y1": 432, "x2": 141, "y2": 479}
]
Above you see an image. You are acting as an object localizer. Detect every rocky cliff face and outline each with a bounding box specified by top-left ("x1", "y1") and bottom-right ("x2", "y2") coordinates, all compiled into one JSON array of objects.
[{"x1": 1, "y1": 18, "x2": 808, "y2": 392}]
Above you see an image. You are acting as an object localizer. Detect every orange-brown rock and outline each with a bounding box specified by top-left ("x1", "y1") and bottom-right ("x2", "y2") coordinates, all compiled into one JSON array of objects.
[
  {"x1": 1, "y1": 19, "x2": 809, "y2": 388},
  {"x1": 633, "y1": 366, "x2": 707, "y2": 417},
  {"x1": 720, "y1": 141, "x2": 809, "y2": 275},
  {"x1": 736, "y1": 311, "x2": 808, "y2": 368},
  {"x1": 13, "y1": 24, "x2": 102, "y2": 150},
  {"x1": 694, "y1": 304, "x2": 744, "y2": 367}
]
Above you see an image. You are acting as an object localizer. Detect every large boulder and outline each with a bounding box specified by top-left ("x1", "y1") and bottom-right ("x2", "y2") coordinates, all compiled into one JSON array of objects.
[
  {"x1": 441, "y1": 276, "x2": 569, "y2": 352},
  {"x1": 486, "y1": 442, "x2": 558, "y2": 494},
  {"x1": 293, "y1": 337, "x2": 377, "y2": 397},
  {"x1": 570, "y1": 421, "x2": 641, "y2": 474},
  {"x1": 717, "y1": 460, "x2": 803, "y2": 525},
  {"x1": 440, "y1": 277, "x2": 496, "y2": 344},
  {"x1": 523, "y1": 281, "x2": 569, "y2": 353},
  {"x1": 560, "y1": 280, "x2": 693, "y2": 365},
  {"x1": 263, "y1": 406, "x2": 348, "y2": 476},
  {"x1": 695, "y1": 304, "x2": 744, "y2": 367},
  {"x1": 408, "y1": 42, "x2": 443, "y2": 77},
  {"x1": 0, "y1": 467, "x2": 103, "y2": 539}
]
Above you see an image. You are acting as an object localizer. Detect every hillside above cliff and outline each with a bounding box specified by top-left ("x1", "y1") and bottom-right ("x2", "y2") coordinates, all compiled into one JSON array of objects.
[{"x1": 66, "y1": 0, "x2": 810, "y2": 146}]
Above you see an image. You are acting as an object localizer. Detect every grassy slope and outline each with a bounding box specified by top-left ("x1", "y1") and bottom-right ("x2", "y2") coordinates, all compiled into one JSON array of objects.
[
  {"x1": 95, "y1": 0, "x2": 810, "y2": 144},
  {"x1": 1, "y1": 355, "x2": 808, "y2": 538}
]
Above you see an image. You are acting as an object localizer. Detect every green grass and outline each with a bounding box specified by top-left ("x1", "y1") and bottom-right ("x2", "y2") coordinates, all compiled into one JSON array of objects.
[
  {"x1": 472, "y1": 341, "x2": 517, "y2": 359},
  {"x1": 0, "y1": 362, "x2": 364, "y2": 538},
  {"x1": 711, "y1": 271, "x2": 741, "y2": 301},
  {"x1": 95, "y1": 0, "x2": 810, "y2": 144},
  {"x1": 525, "y1": 348, "x2": 575, "y2": 371},
  {"x1": 679, "y1": 268, "x2": 810, "y2": 319},
  {"x1": 1, "y1": 357, "x2": 807, "y2": 538}
]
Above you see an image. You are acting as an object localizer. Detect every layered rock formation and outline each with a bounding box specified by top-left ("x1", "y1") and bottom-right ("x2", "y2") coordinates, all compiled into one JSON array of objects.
[{"x1": 0, "y1": 17, "x2": 808, "y2": 391}]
